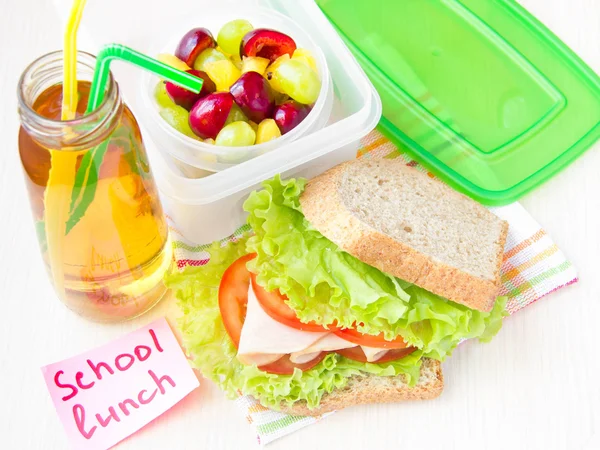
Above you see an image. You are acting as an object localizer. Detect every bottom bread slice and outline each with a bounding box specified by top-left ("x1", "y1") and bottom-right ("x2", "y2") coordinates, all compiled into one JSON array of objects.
[{"x1": 279, "y1": 358, "x2": 443, "y2": 417}]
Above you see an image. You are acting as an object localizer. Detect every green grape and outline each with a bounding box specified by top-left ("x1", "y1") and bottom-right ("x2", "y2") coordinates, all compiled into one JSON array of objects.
[
  {"x1": 215, "y1": 121, "x2": 256, "y2": 146},
  {"x1": 217, "y1": 19, "x2": 253, "y2": 55},
  {"x1": 224, "y1": 103, "x2": 248, "y2": 125},
  {"x1": 193, "y1": 48, "x2": 228, "y2": 71},
  {"x1": 154, "y1": 81, "x2": 174, "y2": 108},
  {"x1": 272, "y1": 59, "x2": 321, "y2": 105},
  {"x1": 159, "y1": 105, "x2": 198, "y2": 139}
]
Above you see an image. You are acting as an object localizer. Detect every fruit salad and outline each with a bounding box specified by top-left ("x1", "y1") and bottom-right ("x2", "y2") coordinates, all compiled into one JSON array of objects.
[{"x1": 154, "y1": 20, "x2": 322, "y2": 147}]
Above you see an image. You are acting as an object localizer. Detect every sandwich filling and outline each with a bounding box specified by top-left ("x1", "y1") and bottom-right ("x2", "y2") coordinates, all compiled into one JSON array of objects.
[
  {"x1": 238, "y1": 283, "x2": 390, "y2": 365},
  {"x1": 217, "y1": 252, "x2": 417, "y2": 376}
]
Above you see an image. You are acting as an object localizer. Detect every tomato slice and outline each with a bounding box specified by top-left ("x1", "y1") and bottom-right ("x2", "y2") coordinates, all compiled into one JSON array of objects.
[
  {"x1": 218, "y1": 253, "x2": 257, "y2": 348},
  {"x1": 334, "y1": 327, "x2": 410, "y2": 349},
  {"x1": 336, "y1": 346, "x2": 417, "y2": 363},
  {"x1": 250, "y1": 273, "x2": 333, "y2": 332},
  {"x1": 258, "y1": 353, "x2": 327, "y2": 375}
]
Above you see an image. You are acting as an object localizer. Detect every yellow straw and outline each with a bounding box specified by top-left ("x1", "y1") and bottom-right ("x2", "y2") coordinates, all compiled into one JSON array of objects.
[
  {"x1": 45, "y1": 0, "x2": 87, "y2": 299},
  {"x1": 61, "y1": 0, "x2": 87, "y2": 120}
]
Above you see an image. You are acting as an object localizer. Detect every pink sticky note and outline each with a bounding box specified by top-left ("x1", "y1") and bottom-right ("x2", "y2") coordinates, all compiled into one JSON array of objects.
[{"x1": 41, "y1": 318, "x2": 200, "y2": 450}]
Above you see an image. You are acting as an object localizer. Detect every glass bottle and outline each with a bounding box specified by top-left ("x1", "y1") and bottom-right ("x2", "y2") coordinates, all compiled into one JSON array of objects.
[{"x1": 17, "y1": 51, "x2": 172, "y2": 322}]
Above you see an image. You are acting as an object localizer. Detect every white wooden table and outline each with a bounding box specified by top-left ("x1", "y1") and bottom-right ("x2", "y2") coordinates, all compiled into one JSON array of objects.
[{"x1": 0, "y1": 1, "x2": 598, "y2": 449}]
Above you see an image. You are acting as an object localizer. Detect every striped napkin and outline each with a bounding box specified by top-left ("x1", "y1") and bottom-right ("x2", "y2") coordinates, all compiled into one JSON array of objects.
[{"x1": 168, "y1": 129, "x2": 578, "y2": 446}]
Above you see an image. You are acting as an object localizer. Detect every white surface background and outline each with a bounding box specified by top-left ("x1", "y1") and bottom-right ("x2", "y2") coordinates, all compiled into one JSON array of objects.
[{"x1": 0, "y1": 0, "x2": 599, "y2": 449}]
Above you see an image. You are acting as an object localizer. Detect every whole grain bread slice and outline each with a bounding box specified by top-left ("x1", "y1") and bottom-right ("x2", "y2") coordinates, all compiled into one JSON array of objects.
[
  {"x1": 280, "y1": 358, "x2": 443, "y2": 416},
  {"x1": 299, "y1": 158, "x2": 508, "y2": 312}
]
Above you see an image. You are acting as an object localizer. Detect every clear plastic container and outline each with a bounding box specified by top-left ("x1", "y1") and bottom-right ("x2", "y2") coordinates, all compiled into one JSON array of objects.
[
  {"x1": 316, "y1": 0, "x2": 600, "y2": 205},
  {"x1": 51, "y1": 0, "x2": 381, "y2": 243},
  {"x1": 143, "y1": 1, "x2": 382, "y2": 243},
  {"x1": 137, "y1": 6, "x2": 333, "y2": 173}
]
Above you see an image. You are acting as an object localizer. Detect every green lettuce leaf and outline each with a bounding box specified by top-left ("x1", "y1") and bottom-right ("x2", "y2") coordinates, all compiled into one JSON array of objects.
[
  {"x1": 166, "y1": 236, "x2": 423, "y2": 411},
  {"x1": 244, "y1": 175, "x2": 508, "y2": 360}
]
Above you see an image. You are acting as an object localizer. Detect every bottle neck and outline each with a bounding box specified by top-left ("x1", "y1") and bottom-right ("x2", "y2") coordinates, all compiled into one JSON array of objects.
[{"x1": 17, "y1": 50, "x2": 122, "y2": 151}]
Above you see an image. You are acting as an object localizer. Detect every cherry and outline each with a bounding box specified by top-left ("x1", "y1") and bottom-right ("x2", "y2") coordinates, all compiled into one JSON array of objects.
[
  {"x1": 175, "y1": 27, "x2": 216, "y2": 67},
  {"x1": 240, "y1": 28, "x2": 296, "y2": 63}
]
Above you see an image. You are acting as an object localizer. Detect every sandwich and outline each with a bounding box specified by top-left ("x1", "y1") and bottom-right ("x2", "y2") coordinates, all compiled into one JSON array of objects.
[{"x1": 167, "y1": 158, "x2": 508, "y2": 416}]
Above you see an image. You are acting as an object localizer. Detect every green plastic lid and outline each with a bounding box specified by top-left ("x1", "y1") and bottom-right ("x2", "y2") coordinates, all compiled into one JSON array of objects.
[{"x1": 316, "y1": 0, "x2": 600, "y2": 205}]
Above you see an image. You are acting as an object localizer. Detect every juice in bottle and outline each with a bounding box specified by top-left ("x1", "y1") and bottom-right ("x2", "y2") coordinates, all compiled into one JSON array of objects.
[{"x1": 18, "y1": 51, "x2": 171, "y2": 321}]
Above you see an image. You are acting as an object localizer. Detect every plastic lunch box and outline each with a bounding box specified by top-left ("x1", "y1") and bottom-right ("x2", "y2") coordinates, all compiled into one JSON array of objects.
[
  {"x1": 316, "y1": 0, "x2": 600, "y2": 205},
  {"x1": 138, "y1": 6, "x2": 334, "y2": 173},
  {"x1": 141, "y1": 1, "x2": 381, "y2": 244}
]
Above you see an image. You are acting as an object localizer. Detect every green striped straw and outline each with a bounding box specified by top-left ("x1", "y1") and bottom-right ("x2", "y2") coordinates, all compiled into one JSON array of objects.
[{"x1": 86, "y1": 43, "x2": 203, "y2": 113}]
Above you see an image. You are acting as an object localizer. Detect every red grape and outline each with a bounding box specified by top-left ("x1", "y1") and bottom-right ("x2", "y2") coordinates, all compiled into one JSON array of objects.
[
  {"x1": 188, "y1": 92, "x2": 234, "y2": 139},
  {"x1": 165, "y1": 69, "x2": 216, "y2": 110},
  {"x1": 230, "y1": 71, "x2": 275, "y2": 123},
  {"x1": 273, "y1": 101, "x2": 311, "y2": 134}
]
